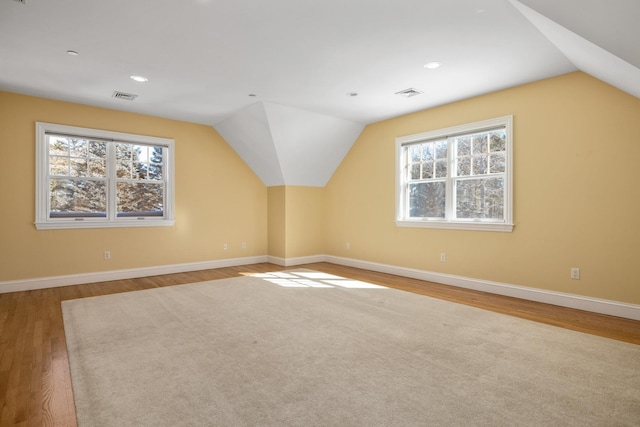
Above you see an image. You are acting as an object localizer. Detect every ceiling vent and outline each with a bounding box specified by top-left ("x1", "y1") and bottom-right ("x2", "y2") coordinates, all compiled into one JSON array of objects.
[
  {"x1": 395, "y1": 88, "x2": 423, "y2": 98},
  {"x1": 112, "y1": 91, "x2": 138, "y2": 101},
  {"x1": 13, "y1": 0, "x2": 26, "y2": 4}
]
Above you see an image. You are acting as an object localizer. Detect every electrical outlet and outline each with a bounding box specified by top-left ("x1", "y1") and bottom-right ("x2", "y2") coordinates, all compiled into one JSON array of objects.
[
  {"x1": 242, "y1": 242, "x2": 246, "y2": 249},
  {"x1": 223, "y1": 243, "x2": 228, "y2": 250},
  {"x1": 104, "y1": 251, "x2": 111, "y2": 260},
  {"x1": 440, "y1": 253, "x2": 446, "y2": 262},
  {"x1": 346, "y1": 242, "x2": 350, "y2": 250},
  {"x1": 571, "y1": 268, "x2": 580, "y2": 280}
]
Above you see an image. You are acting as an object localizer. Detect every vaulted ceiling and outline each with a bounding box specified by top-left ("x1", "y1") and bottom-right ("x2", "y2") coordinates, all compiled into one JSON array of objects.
[{"x1": 1, "y1": 0, "x2": 637, "y2": 186}]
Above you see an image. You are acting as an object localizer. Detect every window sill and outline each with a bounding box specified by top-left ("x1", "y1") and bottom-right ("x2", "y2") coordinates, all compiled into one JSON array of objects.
[
  {"x1": 395, "y1": 219, "x2": 514, "y2": 232},
  {"x1": 35, "y1": 219, "x2": 175, "y2": 230}
]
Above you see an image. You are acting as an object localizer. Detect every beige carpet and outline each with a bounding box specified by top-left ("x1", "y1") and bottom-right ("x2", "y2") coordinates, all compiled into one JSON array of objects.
[{"x1": 62, "y1": 270, "x2": 640, "y2": 426}]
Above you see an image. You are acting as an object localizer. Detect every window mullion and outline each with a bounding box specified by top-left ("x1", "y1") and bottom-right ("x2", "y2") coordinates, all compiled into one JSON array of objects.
[
  {"x1": 161, "y1": 147, "x2": 166, "y2": 219},
  {"x1": 403, "y1": 148, "x2": 410, "y2": 218},
  {"x1": 445, "y1": 138, "x2": 454, "y2": 220},
  {"x1": 107, "y1": 142, "x2": 117, "y2": 220}
]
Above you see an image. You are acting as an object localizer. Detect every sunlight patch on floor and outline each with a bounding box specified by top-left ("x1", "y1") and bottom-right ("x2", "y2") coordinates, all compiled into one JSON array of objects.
[{"x1": 250, "y1": 271, "x2": 387, "y2": 289}]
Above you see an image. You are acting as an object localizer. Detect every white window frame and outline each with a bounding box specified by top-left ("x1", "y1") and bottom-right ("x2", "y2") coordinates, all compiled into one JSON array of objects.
[
  {"x1": 35, "y1": 122, "x2": 175, "y2": 230},
  {"x1": 395, "y1": 116, "x2": 513, "y2": 232}
]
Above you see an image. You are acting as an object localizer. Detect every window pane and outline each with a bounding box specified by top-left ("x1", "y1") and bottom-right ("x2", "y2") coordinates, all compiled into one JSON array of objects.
[
  {"x1": 49, "y1": 137, "x2": 69, "y2": 155},
  {"x1": 421, "y1": 144, "x2": 434, "y2": 161},
  {"x1": 472, "y1": 155, "x2": 488, "y2": 175},
  {"x1": 116, "y1": 143, "x2": 132, "y2": 160},
  {"x1": 134, "y1": 145, "x2": 149, "y2": 162},
  {"x1": 69, "y1": 139, "x2": 87, "y2": 157},
  {"x1": 89, "y1": 141, "x2": 107, "y2": 158},
  {"x1": 490, "y1": 153, "x2": 505, "y2": 173},
  {"x1": 49, "y1": 179, "x2": 106, "y2": 217},
  {"x1": 472, "y1": 134, "x2": 488, "y2": 154},
  {"x1": 455, "y1": 178, "x2": 504, "y2": 220},
  {"x1": 435, "y1": 140, "x2": 447, "y2": 159},
  {"x1": 117, "y1": 161, "x2": 132, "y2": 179},
  {"x1": 490, "y1": 131, "x2": 506, "y2": 152},
  {"x1": 88, "y1": 159, "x2": 106, "y2": 178},
  {"x1": 410, "y1": 164, "x2": 420, "y2": 180},
  {"x1": 148, "y1": 164, "x2": 163, "y2": 180},
  {"x1": 69, "y1": 158, "x2": 87, "y2": 177},
  {"x1": 50, "y1": 156, "x2": 69, "y2": 176},
  {"x1": 117, "y1": 182, "x2": 164, "y2": 216},
  {"x1": 408, "y1": 182, "x2": 445, "y2": 218},
  {"x1": 435, "y1": 160, "x2": 447, "y2": 178},
  {"x1": 456, "y1": 157, "x2": 470, "y2": 176},
  {"x1": 421, "y1": 162, "x2": 433, "y2": 179},
  {"x1": 409, "y1": 145, "x2": 421, "y2": 162},
  {"x1": 150, "y1": 147, "x2": 163, "y2": 163},
  {"x1": 133, "y1": 162, "x2": 147, "y2": 180},
  {"x1": 456, "y1": 138, "x2": 470, "y2": 156}
]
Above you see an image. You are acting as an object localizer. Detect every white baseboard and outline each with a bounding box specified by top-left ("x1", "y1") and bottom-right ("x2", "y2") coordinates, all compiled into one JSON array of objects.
[
  {"x1": 324, "y1": 255, "x2": 640, "y2": 322},
  {"x1": 0, "y1": 255, "x2": 268, "y2": 294},
  {"x1": 268, "y1": 255, "x2": 326, "y2": 267},
  {"x1": 3, "y1": 253, "x2": 639, "y2": 322}
]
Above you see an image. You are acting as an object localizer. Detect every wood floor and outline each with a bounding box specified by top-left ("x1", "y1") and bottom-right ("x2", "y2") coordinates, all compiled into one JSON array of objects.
[{"x1": 1, "y1": 262, "x2": 639, "y2": 426}]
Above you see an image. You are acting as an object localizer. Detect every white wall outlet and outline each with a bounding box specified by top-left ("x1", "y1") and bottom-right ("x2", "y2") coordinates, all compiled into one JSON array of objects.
[
  {"x1": 571, "y1": 267, "x2": 580, "y2": 280},
  {"x1": 104, "y1": 251, "x2": 111, "y2": 260},
  {"x1": 242, "y1": 242, "x2": 246, "y2": 249},
  {"x1": 223, "y1": 243, "x2": 228, "y2": 250},
  {"x1": 440, "y1": 253, "x2": 446, "y2": 262},
  {"x1": 346, "y1": 242, "x2": 350, "y2": 250}
]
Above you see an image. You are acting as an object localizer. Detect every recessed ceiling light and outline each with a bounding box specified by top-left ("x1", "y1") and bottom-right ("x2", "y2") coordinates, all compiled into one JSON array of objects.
[
  {"x1": 130, "y1": 75, "x2": 149, "y2": 83},
  {"x1": 346, "y1": 92, "x2": 358, "y2": 97},
  {"x1": 424, "y1": 62, "x2": 442, "y2": 69},
  {"x1": 248, "y1": 94, "x2": 257, "y2": 97},
  {"x1": 66, "y1": 50, "x2": 79, "y2": 56}
]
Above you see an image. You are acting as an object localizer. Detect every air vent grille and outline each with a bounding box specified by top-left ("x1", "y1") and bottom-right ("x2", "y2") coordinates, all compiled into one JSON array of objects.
[
  {"x1": 13, "y1": 0, "x2": 26, "y2": 4},
  {"x1": 112, "y1": 91, "x2": 138, "y2": 101},
  {"x1": 395, "y1": 88, "x2": 423, "y2": 98}
]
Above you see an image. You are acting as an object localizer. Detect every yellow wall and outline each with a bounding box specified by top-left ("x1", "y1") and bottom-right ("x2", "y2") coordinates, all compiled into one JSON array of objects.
[
  {"x1": 4, "y1": 72, "x2": 640, "y2": 306},
  {"x1": 324, "y1": 72, "x2": 640, "y2": 305},
  {"x1": 268, "y1": 186, "x2": 324, "y2": 259},
  {"x1": 285, "y1": 186, "x2": 324, "y2": 258},
  {"x1": 0, "y1": 91, "x2": 267, "y2": 281},
  {"x1": 267, "y1": 186, "x2": 286, "y2": 258}
]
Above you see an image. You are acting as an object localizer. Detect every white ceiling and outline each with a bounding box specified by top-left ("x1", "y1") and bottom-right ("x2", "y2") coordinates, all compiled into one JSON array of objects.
[{"x1": 1, "y1": 0, "x2": 638, "y2": 186}]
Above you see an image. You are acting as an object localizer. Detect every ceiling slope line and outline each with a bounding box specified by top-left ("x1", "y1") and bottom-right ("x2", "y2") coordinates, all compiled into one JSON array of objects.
[
  {"x1": 216, "y1": 101, "x2": 364, "y2": 188},
  {"x1": 262, "y1": 102, "x2": 364, "y2": 188},
  {"x1": 509, "y1": 0, "x2": 640, "y2": 100},
  {"x1": 214, "y1": 102, "x2": 286, "y2": 187}
]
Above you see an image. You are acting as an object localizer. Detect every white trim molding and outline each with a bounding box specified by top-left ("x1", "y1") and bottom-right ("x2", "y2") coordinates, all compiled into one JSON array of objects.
[
  {"x1": 35, "y1": 122, "x2": 176, "y2": 230},
  {"x1": 3, "y1": 254, "x2": 639, "y2": 322},
  {"x1": 395, "y1": 116, "x2": 514, "y2": 232},
  {"x1": 324, "y1": 255, "x2": 640, "y2": 322},
  {"x1": 0, "y1": 256, "x2": 267, "y2": 294},
  {"x1": 267, "y1": 255, "x2": 326, "y2": 267}
]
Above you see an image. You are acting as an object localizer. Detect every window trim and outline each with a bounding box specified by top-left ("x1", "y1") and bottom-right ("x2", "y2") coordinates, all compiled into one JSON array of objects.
[
  {"x1": 35, "y1": 122, "x2": 175, "y2": 230},
  {"x1": 395, "y1": 116, "x2": 514, "y2": 232}
]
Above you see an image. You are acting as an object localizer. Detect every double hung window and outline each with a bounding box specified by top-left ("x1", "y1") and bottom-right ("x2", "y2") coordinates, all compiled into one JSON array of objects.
[
  {"x1": 396, "y1": 116, "x2": 513, "y2": 232},
  {"x1": 35, "y1": 122, "x2": 175, "y2": 229}
]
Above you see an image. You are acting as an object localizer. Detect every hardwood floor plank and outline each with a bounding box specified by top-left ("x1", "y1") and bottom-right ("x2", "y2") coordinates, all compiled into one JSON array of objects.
[{"x1": 0, "y1": 262, "x2": 638, "y2": 426}]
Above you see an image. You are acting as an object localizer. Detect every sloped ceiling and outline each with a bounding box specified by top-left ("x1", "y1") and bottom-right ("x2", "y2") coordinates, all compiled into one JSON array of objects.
[
  {"x1": 512, "y1": 0, "x2": 640, "y2": 99},
  {"x1": 215, "y1": 102, "x2": 364, "y2": 187},
  {"x1": 0, "y1": 0, "x2": 637, "y2": 187}
]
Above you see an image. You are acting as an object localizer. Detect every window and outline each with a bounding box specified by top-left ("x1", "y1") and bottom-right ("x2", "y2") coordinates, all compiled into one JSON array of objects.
[
  {"x1": 395, "y1": 116, "x2": 513, "y2": 232},
  {"x1": 35, "y1": 122, "x2": 175, "y2": 229}
]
